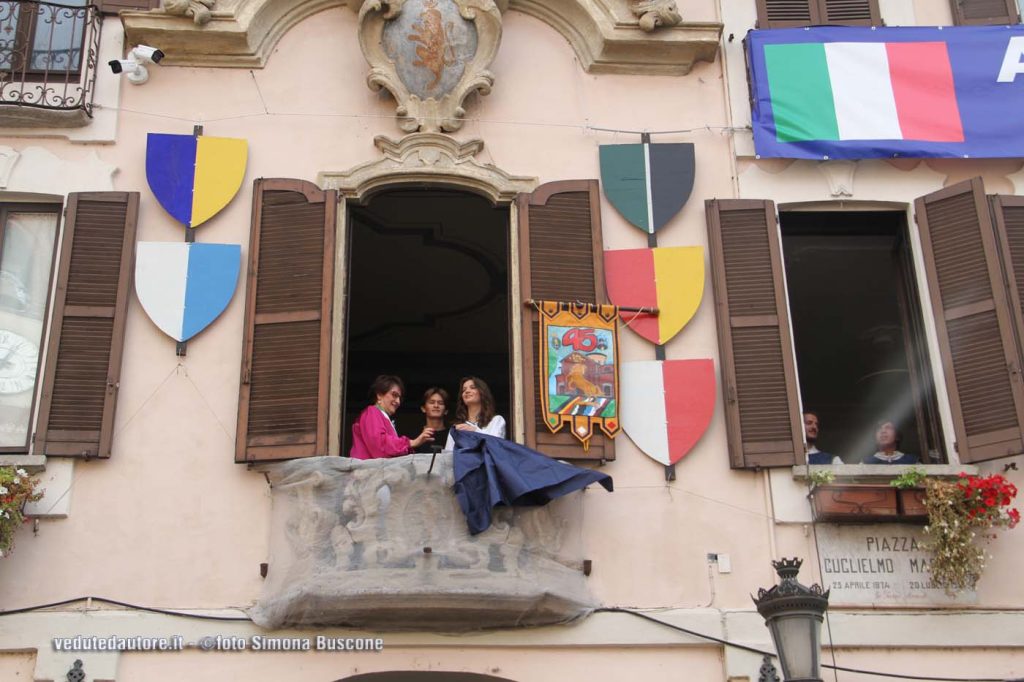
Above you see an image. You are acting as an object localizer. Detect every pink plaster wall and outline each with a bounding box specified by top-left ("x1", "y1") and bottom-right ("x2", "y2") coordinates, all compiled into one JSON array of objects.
[{"x1": 0, "y1": 4, "x2": 762, "y2": 616}]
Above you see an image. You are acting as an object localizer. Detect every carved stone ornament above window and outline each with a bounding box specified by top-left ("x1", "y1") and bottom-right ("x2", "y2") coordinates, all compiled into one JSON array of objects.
[
  {"x1": 161, "y1": 0, "x2": 215, "y2": 25},
  {"x1": 121, "y1": 0, "x2": 721, "y2": 74},
  {"x1": 319, "y1": 132, "x2": 537, "y2": 203},
  {"x1": 359, "y1": 0, "x2": 501, "y2": 133},
  {"x1": 631, "y1": 0, "x2": 682, "y2": 32}
]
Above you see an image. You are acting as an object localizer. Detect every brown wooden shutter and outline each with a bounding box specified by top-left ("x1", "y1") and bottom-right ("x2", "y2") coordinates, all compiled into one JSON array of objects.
[
  {"x1": 915, "y1": 179, "x2": 1024, "y2": 463},
  {"x1": 756, "y1": 0, "x2": 880, "y2": 27},
  {"x1": 518, "y1": 180, "x2": 613, "y2": 461},
  {"x1": 705, "y1": 199, "x2": 802, "y2": 469},
  {"x1": 97, "y1": 0, "x2": 161, "y2": 14},
  {"x1": 819, "y1": 0, "x2": 882, "y2": 25},
  {"x1": 950, "y1": 0, "x2": 1019, "y2": 25},
  {"x1": 34, "y1": 192, "x2": 138, "y2": 458},
  {"x1": 236, "y1": 179, "x2": 335, "y2": 463},
  {"x1": 757, "y1": 0, "x2": 817, "y2": 28},
  {"x1": 992, "y1": 195, "x2": 1024, "y2": 349}
]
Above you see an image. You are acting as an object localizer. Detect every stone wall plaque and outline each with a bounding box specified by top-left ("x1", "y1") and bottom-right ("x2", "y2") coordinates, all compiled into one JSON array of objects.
[{"x1": 815, "y1": 524, "x2": 975, "y2": 606}]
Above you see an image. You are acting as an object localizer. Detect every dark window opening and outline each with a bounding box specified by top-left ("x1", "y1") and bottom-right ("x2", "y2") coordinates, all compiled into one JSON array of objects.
[
  {"x1": 781, "y1": 210, "x2": 945, "y2": 464},
  {"x1": 342, "y1": 189, "x2": 511, "y2": 455}
]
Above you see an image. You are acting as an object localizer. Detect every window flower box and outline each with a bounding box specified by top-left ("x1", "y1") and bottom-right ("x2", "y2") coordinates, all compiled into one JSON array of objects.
[
  {"x1": 896, "y1": 487, "x2": 928, "y2": 522},
  {"x1": 810, "y1": 483, "x2": 899, "y2": 523}
]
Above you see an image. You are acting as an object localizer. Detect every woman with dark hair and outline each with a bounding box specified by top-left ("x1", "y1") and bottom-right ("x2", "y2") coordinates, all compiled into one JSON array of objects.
[
  {"x1": 864, "y1": 420, "x2": 918, "y2": 464},
  {"x1": 444, "y1": 376, "x2": 506, "y2": 451},
  {"x1": 350, "y1": 375, "x2": 434, "y2": 459},
  {"x1": 415, "y1": 386, "x2": 451, "y2": 454}
]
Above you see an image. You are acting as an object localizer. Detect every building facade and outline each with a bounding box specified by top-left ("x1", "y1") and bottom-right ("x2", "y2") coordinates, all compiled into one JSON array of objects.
[{"x1": 0, "y1": 0, "x2": 1020, "y2": 680}]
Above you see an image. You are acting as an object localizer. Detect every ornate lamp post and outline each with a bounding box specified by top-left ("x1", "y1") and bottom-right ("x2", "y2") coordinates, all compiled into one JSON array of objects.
[{"x1": 753, "y1": 558, "x2": 830, "y2": 682}]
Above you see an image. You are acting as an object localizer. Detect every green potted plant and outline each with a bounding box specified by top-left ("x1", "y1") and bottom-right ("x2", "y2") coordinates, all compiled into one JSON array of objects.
[
  {"x1": 0, "y1": 467, "x2": 42, "y2": 558},
  {"x1": 890, "y1": 466, "x2": 928, "y2": 521},
  {"x1": 923, "y1": 472, "x2": 1019, "y2": 592}
]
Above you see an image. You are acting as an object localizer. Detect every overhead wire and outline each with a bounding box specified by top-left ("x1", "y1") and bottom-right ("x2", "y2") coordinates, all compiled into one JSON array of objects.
[
  {"x1": 595, "y1": 607, "x2": 1020, "y2": 682},
  {"x1": 91, "y1": 101, "x2": 747, "y2": 136},
  {"x1": 0, "y1": 598, "x2": 1018, "y2": 680}
]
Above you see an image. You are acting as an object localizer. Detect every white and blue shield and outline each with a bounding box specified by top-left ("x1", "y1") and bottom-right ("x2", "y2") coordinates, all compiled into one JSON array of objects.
[{"x1": 136, "y1": 242, "x2": 241, "y2": 342}]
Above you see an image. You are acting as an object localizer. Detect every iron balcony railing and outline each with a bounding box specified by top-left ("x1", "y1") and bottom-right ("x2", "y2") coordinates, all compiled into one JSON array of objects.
[{"x1": 0, "y1": 1, "x2": 101, "y2": 118}]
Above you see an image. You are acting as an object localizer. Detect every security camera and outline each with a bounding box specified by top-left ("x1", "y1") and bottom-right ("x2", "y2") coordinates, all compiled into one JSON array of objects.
[
  {"x1": 130, "y1": 45, "x2": 164, "y2": 64},
  {"x1": 108, "y1": 59, "x2": 148, "y2": 85},
  {"x1": 108, "y1": 45, "x2": 163, "y2": 85}
]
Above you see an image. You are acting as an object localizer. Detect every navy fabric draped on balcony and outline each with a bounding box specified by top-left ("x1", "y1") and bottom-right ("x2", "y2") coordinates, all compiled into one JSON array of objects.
[{"x1": 453, "y1": 430, "x2": 614, "y2": 535}]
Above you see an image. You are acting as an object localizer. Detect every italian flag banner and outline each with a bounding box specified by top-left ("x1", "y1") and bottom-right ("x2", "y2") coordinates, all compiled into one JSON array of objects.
[{"x1": 747, "y1": 26, "x2": 1024, "y2": 159}]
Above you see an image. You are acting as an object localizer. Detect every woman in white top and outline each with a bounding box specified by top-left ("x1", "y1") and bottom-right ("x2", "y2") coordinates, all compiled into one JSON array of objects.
[{"x1": 445, "y1": 376, "x2": 506, "y2": 451}]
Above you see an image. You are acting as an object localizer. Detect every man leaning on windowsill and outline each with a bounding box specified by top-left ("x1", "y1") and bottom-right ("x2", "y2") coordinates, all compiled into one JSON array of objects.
[{"x1": 804, "y1": 411, "x2": 842, "y2": 465}]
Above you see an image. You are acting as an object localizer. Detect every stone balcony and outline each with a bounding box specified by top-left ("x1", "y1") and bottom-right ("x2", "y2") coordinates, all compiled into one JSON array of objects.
[{"x1": 252, "y1": 453, "x2": 597, "y2": 630}]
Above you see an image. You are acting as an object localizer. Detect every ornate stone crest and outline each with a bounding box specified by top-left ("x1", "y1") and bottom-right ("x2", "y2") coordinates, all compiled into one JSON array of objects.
[{"x1": 358, "y1": 0, "x2": 503, "y2": 133}]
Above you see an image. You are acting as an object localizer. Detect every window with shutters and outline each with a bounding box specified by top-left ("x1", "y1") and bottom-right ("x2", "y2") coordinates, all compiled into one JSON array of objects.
[
  {"x1": 237, "y1": 178, "x2": 611, "y2": 463},
  {"x1": 708, "y1": 179, "x2": 1024, "y2": 470},
  {"x1": 0, "y1": 192, "x2": 138, "y2": 460},
  {"x1": 755, "y1": 0, "x2": 882, "y2": 28},
  {"x1": 781, "y1": 210, "x2": 945, "y2": 464},
  {"x1": 706, "y1": 203, "x2": 944, "y2": 468},
  {"x1": 950, "y1": 0, "x2": 1020, "y2": 25}
]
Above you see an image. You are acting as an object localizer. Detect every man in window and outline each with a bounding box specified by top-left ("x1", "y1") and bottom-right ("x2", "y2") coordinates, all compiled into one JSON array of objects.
[{"x1": 804, "y1": 411, "x2": 841, "y2": 465}]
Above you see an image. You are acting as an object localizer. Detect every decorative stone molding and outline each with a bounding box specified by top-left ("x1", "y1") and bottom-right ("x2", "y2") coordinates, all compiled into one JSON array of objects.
[
  {"x1": 251, "y1": 454, "x2": 597, "y2": 630},
  {"x1": 162, "y1": 0, "x2": 215, "y2": 25},
  {"x1": 358, "y1": 0, "x2": 502, "y2": 133},
  {"x1": 1008, "y1": 164, "x2": 1024, "y2": 196},
  {"x1": 122, "y1": 0, "x2": 720, "y2": 75},
  {"x1": 0, "y1": 146, "x2": 116, "y2": 195},
  {"x1": 816, "y1": 159, "x2": 857, "y2": 198},
  {"x1": 0, "y1": 147, "x2": 20, "y2": 189},
  {"x1": 319, "y1": 132, "x2": 537, "y2": 203},
  {"x1": 630, "y1": 0, "x2": 681, "y2": 32}
]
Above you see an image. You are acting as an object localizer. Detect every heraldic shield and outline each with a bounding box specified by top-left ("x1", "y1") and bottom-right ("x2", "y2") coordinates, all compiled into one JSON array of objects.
[
  {"x1": 620, "y1": 359, "x2": 715, "y2": 466},
  {"x1": 136, "y1": 243, "x2": 241, "y2": 343},
  {"x1": 599, "y1": 142, "x2": 695, "y2": 234},
  {"x1": 146, "y1": 133, "x2": 248, "y2": 228},
  {"x1": 604, "y1": 246, "x2": 704, "y2": 346}
]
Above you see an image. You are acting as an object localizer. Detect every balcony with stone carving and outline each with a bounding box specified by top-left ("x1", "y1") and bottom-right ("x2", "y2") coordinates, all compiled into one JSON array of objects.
[
  {"x1": 252, "y1": 453, "x2": 597, "y2": 631},
  {"x1": 0, "y1": 1, "x2": 101, "y2": 128}
]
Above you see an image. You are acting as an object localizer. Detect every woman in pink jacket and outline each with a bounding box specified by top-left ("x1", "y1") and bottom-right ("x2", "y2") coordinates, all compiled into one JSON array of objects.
[{"x1": 350, "y1": 375, "x2": 435, "y2": 459}]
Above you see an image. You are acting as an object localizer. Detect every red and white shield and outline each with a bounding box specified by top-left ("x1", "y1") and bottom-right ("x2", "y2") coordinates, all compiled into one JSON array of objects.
[{"x1": 620, "y1": 359, "x2": 715, "y2": 466}]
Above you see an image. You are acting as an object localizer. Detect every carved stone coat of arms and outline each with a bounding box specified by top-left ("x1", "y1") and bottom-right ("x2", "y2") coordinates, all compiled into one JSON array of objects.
[{"x1": 359, "y1": 0, "x2": 502, "y2": 133}]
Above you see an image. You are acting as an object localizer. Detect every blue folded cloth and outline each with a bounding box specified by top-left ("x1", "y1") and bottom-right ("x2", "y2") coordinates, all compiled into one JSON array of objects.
[{"x1": 452, "y1": 429, "x2": 614, "y2": 535}]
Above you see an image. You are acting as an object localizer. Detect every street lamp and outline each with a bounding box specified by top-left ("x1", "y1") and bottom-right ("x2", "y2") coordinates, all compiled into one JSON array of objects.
[{"x1": 753, "y1": 557, "x2": 830, "y2": 682}]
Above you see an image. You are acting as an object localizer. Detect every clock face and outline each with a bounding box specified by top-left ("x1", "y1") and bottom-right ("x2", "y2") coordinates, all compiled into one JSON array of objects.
[{"x1": 0, "y1": 329, "x2": 38, "y2": 394}]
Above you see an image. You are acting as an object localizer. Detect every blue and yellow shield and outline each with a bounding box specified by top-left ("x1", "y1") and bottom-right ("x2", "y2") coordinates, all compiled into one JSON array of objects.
[{"x1": 146, "y1": 133, "x2": 248, "y2": 229}]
